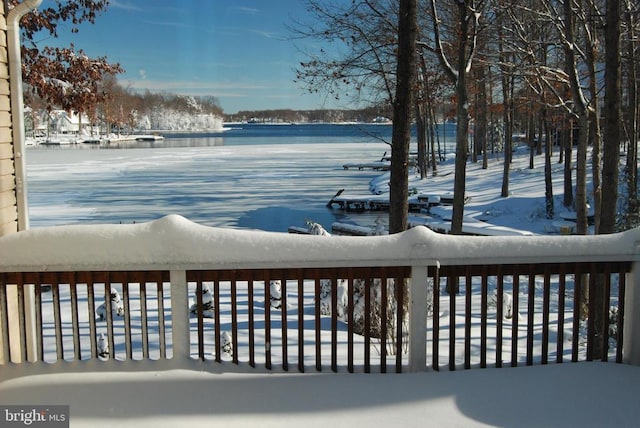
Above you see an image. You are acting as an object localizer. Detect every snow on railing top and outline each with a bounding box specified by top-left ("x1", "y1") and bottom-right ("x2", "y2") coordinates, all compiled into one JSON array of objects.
[{"x1": 0, "y1": 214, "x2": 639, "y2": 272}]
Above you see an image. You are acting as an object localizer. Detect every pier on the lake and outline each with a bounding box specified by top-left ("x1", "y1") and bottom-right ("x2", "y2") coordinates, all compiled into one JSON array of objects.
[{"x1": 326, "y1": 189, "x2": 452, "y2": 212}]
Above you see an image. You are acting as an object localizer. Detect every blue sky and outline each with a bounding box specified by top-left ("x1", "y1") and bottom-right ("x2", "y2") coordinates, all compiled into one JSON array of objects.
[{"x1": 38, "y1": 0, "x2": 337, "y2": 114}]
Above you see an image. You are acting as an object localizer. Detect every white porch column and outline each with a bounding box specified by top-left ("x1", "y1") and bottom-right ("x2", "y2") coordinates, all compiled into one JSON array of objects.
[
  {"x1": 408, "y1": 265, "x2": 429, "y2": 372},
  {"x1": 623, "y1": 261, "x2": 640, "y2": 365},
  {"x1": 170, "y1": 270, "x2": 190, "y2": 361}
]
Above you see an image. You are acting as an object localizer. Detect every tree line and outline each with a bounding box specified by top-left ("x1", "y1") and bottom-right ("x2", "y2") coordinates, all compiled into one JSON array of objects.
[
  {"x1": 224, "y1": 106, "x2": 395, "y2": 123},
  {"x1": 293, "y1": 0, "x2": 639, "y2": 238}
]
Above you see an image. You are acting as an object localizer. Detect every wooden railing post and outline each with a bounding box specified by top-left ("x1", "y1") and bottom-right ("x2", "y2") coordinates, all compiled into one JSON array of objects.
[
  {"x1": 623, "y1": 260, "x2": 640, "y2": 366},
  {"x1": 408, "y1": 265, "x2": 428, "y2": 372},
  {"x1": 23, "y1": 284, "x2": 37, "y2": 362},
  {"x1": 170, "y1": 270, "x2": 190, "y2": 361}
]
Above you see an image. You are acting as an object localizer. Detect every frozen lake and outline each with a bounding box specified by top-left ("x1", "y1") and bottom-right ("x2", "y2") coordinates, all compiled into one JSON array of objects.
[{"x1": 25, "y1": 124, "x2": 420, "y2": 232}]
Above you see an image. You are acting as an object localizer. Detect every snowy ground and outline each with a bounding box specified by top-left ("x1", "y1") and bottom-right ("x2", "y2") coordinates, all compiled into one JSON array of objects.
[
  {"x1": 2, "y1": 362, "x2": 640, "y2": 427},
  {"x1": 404, "y1": 146, "x2": 591, "y2": 235}
]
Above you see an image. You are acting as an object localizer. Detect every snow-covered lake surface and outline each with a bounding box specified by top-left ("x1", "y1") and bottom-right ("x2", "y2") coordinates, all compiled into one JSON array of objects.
[
  {"x1": 26, "y1": 139, "x2": 388, "y2": 232},
  {"x1": 26, "y1": 123, "x2": 569, "y2": 236}
]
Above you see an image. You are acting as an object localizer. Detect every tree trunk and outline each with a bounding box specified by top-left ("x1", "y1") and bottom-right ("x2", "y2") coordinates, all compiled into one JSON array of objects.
[
  {"x1": 415, "y1": 46, "x2": 431, "y2": 178},
  {"x1": 563, "y1": 125, "x2": 573, "y2": 208},
  {"x1": 475, "y1": 63, "x2": 488, "y2": 169},
  {"x1": 450, "y1": 2, "x2": 473, "y2": 235},
  {"x1": 575, "y1": 113, "x2": 589, "y2": 235},
  {"x1": 499, "y1": 26, "x2": 513, "y2": 198},
  {"x1": 562, "y1": 0, "x2": 589, "y2": 233},
  {"x1": 424, "y1": 73, "x2": 438, "y2": 174},
  {"x1": 414, "y1": 95, "x2": 428, "y2": 179},
  {"x1": 600, "y1": 0, "x2": 621, "y2": 235},
  {"x1": 537, "y1": 116, "x2": 543, "y2": 156},
  {"x1": 451, "y1": 79, "x2": 470, "y2": 235},
  {"x1": 624, "y1": 5, "x2": 638, "y2": 229},
  {"x1": 543, "y1": 111, "x2": 554, "y2": 219},
  {"x1": 589, "y1": 0, "x2": 622, "y2": 361},
  {"x1": 501, "y1": 90, "x2": 513, "y2": 198},
  {"x1": 428, "y1": 101, "x2": 438, "y2": 175},
  {"x1": 587, "y1": 37, "x2": 602, "y2": 235},
  {"x1": 388, "y1": 0, "x2": 417, "y2": 234},
  {"x1": 528, "y1": 107, "x2": 535, "y2": 170}
]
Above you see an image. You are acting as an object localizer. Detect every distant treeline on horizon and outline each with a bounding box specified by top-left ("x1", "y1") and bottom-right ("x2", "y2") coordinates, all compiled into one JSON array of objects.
[
  {"x1": 224, "y1": 103, "x2": 459, "y2": 124},
  {"x1": 224, "y1": 106, "x2": 395, "y2": 124}
]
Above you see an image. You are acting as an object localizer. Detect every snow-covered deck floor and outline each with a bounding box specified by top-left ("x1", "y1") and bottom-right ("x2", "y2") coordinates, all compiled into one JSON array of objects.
[{"x1": 2, "y1": 362, "x2": 639, "y2": 427}]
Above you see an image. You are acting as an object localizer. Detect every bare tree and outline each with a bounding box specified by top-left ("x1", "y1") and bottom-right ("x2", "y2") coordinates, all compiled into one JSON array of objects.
[
  {"x1": 497, "y1": 8, "x2": 514, "y2": 198},
  {"x1": 292, "y1": 0, "x2": 398, "y2": 107},
  {"x1": 622, "y1": 1, "x2": 639, "y2": 229},
  {"x1": 600, "y1": 0, "x2": 622, "y2": 235},
  {"x1": 560, "y1": 0, "x2": 593, "y2": 235},
  {"x1": 505, "y1": 0, "x2": 602, "y2": 234},
  {"x1": 388, "y1": 0, "x2": 417, "y2": 233},
  {"x1": 293, "y1": 1, "x2": 424, "y2": 233},
  {"x1": 425, "y1": 0, "x2": 484, "y2": 234}
]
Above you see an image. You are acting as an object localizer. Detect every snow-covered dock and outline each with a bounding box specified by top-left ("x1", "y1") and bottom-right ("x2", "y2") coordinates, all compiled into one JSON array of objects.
[
  {"x1": 331, "y1": 222, "x2": 378, "y2": 236},
  {"x1": 288, "y1": 222, "x2": 376, "y2": 236},
  {"x1": 28, "y1": 134, "x2": 166, "y2": 146},
  {"x1": 326, "y1": 190, "x2": 430, "y2": 212},
  {"x1": 409, "y1": 205, "x2": 536, "y2": 236},
  {"x1": 342, "y1": 160, "x2": 390, "y2": 171},
  {"x1": 326, "y1": 189, "x2": 462, "y2": 214},
  {"x1": 410, "y1": 215, "x2": 537, "y2": 236}
]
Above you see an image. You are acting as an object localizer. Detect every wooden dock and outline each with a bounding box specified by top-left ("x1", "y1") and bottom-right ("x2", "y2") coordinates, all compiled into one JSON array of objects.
[
  {"x1": 342, "y1": 151, "x2": 418, "y2": 171},
  {"x1": 342, "y1": 161, "x2": 390, "y2": 171},
  {"x1": 409, "y1": 215, "x2": 536, "y2": 236},
  {"x1": 326, "y1": 191, "x2": 395, "y2": 211},
  {"x1": 326, "y1": 189, "x2": 458, "y2": 212}
]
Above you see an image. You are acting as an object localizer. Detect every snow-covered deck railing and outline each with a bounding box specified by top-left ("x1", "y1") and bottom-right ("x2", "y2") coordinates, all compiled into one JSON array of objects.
[{"x1": 1, "y1": 214, "x2": 640, "y2": 375}]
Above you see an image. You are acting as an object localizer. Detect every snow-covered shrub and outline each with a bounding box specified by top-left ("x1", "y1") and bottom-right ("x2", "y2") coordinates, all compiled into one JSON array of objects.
[
  {"x1": 488, "y1": 290, "x2": 515, "y2": 320},
  {"x1": 221, "y1": 331, "x2": 233, "y2": 357},
  {"x1": 370, "y1": 216, "x2": 386, "y2": 235},
  {"x1": 527, "y1": 203, "x2": 548, "y2": 222},
  {"x1": 306, "y1": 220, "x2": 331, "y2": 236},
  {"x1": 320, "y1": 276, "x2": 407, "y2": 354},
  {"x1": 426, "y1": 277, "x2": 434, "y2": 316},
  {"x1": 308, "y1": 218, "x2": 407, "y2": 354},
  {"x1": 269, "y1": 280, "x2": 283, "y2": 309},
  {"x1": 96, "y1": 287, "x2": 124, "y2": 320},
  {"x1": 319, "y1": 279, "x2": 348, "y2": 318},
  {"x1": 609, "y1": 306, "x2": 619, "y2": 341},
  {"x1": 97, "y1": 332, "x2": 109, "y2": 359},
  {"x1": 190, "y1": 283, "x2": 214, "y2": 318}
]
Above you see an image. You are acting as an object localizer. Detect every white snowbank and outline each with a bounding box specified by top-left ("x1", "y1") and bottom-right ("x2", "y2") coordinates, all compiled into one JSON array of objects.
[
  {"x1": 1, "y1": 362, "x2": 639, "y2": 427},
  {"x1": 0, "y1": 214, "x2": 638, "y2": 272}
]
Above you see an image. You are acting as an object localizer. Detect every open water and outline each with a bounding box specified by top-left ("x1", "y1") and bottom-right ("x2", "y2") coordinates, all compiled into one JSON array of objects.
[{"x1": 25, "y1": 123, "x2": 456, "y2": 232}]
